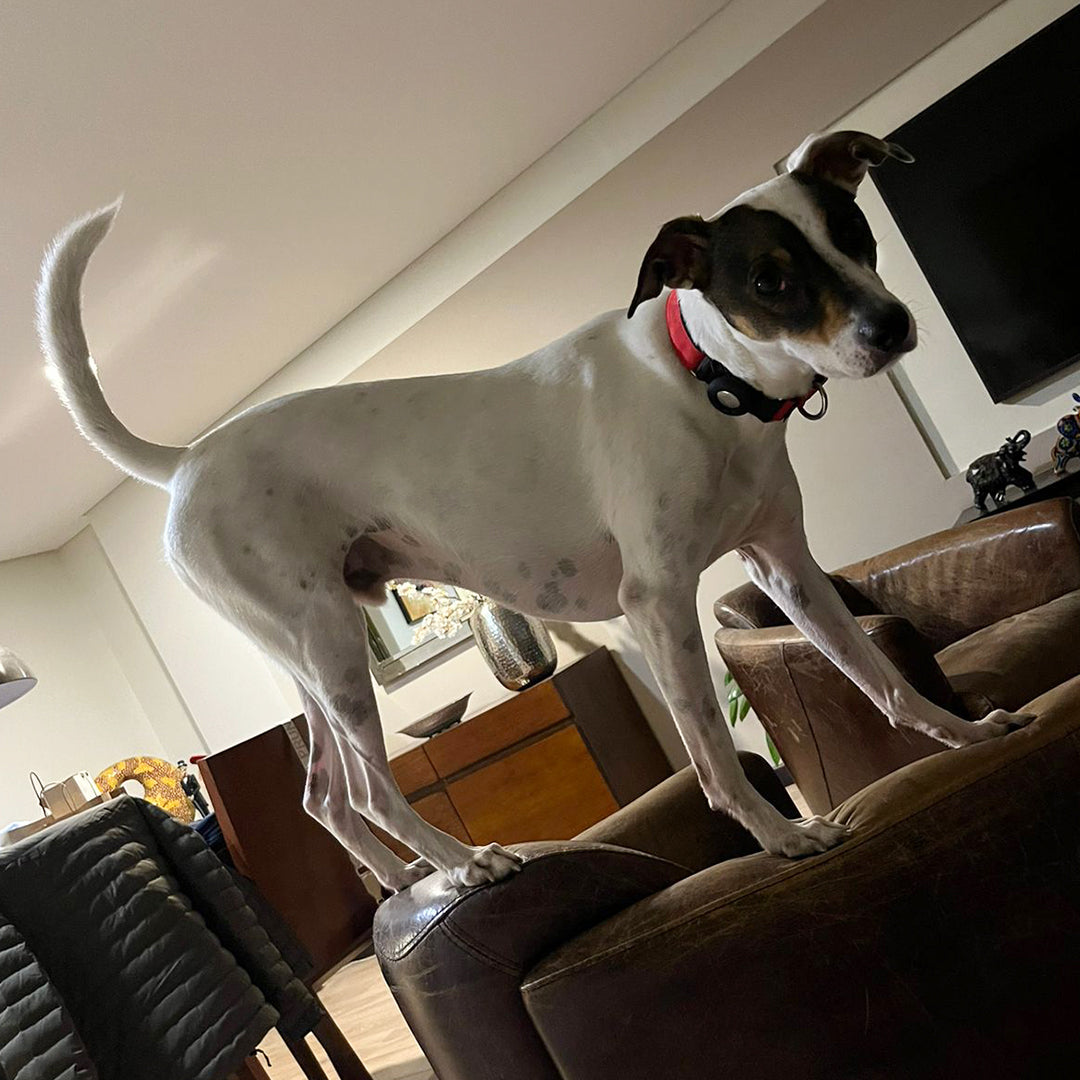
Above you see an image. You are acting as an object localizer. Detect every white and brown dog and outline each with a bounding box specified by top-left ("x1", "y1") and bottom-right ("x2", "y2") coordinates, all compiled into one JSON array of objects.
[{"x1": 37, "y1": 131, "x2": 1032, "y2": 892}]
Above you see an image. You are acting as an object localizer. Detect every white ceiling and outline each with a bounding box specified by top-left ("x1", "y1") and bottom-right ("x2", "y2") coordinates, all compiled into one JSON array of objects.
[{"x1": 1, "y1": 0, "x2": 750, "y2": 560}]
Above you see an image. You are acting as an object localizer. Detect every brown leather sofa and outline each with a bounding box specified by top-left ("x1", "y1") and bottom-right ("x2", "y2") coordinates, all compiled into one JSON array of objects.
[
  {"x1": 715, "y1": 498, "x2": 1080, "y2": 812},
  {"x1": 374, "y1": 678, "x2": 1080, "y2": 1079}
]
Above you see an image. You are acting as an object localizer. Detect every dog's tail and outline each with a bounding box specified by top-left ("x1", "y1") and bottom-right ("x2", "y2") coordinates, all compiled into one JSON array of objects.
[{"x1": 36, "y1": 201, "x2": 184, "y2": 489}]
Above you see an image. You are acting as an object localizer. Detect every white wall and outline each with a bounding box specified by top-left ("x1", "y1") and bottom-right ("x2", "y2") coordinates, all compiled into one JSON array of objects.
[
  {"x1": 0, "y1": 548, "x2": 165, "y2": 826},
  {"x1": 57, "y1": 526, "x2": 205, "y2": 760},
  {"x1": 86, "y1": 477, "x2": 295, "y2": 752},
  {"x1": 71, "y1": 0, "x2": 1002, "y2": 774}
]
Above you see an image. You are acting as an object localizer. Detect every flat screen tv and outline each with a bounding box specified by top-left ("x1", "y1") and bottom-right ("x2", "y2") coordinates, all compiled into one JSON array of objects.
[{"x1": 871, "y1": 6, "x2": 1080, "y2": 403}]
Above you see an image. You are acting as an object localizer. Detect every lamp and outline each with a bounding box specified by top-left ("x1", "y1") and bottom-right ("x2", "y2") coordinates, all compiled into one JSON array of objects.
[{"x1": 0, "y1": 647, "x2": 36, "y2": 710}]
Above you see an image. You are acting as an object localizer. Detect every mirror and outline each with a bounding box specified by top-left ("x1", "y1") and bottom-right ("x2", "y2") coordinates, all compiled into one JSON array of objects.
[{"x1": 364, "y1": 584, "x2": 473, "y2": 686}]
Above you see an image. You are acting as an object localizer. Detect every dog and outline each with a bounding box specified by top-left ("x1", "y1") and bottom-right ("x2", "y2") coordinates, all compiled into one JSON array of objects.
[{"x1": 37, "y1": 130, "x2": 1034, "y2": 892}]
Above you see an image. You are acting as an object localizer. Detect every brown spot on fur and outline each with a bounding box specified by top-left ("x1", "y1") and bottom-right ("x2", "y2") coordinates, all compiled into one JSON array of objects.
[
  {"x1": 728, "y1": 313, "x2": 766, "y2": 340},
  {"x1": 787, "y1": 289, "x2": 848, "y2": 346},
  {"x1": 330, "y1": 693, "x2": 371, "y2": 721},
  {"x1": 537, "y1": 581, "x2": 568, "y2": 613},
  {"x1": 307, "y1": 767, "x2": 328, "y2": 801}
]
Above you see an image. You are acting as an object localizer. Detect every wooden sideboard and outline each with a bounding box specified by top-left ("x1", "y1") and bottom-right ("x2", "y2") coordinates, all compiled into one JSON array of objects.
[{"x1": 372, "y1": 647, "x2": 672, "y2": 861}]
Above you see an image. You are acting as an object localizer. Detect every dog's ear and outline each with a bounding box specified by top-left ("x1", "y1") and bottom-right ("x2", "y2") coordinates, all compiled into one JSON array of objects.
[
  {"x1": 628, "y1": 216, "x2": 712, "y2": 318},
  {"x1": 784, "y1": 130, "x2": 914, "y2": 194}
]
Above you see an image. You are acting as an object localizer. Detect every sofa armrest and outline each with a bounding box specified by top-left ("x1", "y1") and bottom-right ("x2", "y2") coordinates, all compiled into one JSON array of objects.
[
  {"x1": 374, "y1": 842, "x2": 686, "y2": 1080},
  {"x1": 714, "y1": 575, "x2": 879, "y2": 630},
  {"x1": 836, "y1": 498, "x2": 1080, "y2": 650},
  {"x1": 715, "y1": 614, "x2": 953, "y2": 811},
  {"x1": 577, "y1": 753, "x2": 797, "y2": 872}
]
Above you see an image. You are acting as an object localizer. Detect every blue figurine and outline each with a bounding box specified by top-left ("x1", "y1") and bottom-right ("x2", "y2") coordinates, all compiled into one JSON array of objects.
[{"x1": 1053, "y1": 393, "x2": 1080, "y2": 475}]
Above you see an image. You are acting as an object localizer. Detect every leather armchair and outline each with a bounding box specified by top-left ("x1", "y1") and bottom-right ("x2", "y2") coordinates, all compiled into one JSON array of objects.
[
  {"x1": 375, "y1": 677, "x2": 1080, "y2": 1079},
  {"x1": 714, "y1": 498, "x2": 1080, "y2": 812},
  {"x1": 375, "y1": 753, "x2": 795, "y2": 1080}
]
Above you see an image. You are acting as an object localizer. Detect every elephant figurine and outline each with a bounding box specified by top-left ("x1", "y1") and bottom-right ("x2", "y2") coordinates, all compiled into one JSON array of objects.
[
  {"x1": 965, "y1": 429, "x2": 1037, "y2": 512},
  {"x1": 1052, "y1": 393, "x2": 1080, "y2": 475}
]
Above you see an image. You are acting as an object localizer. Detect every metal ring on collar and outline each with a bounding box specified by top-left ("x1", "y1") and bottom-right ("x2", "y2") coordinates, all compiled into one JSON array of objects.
[{"x1": 798, "y1": 385, "x2": 829, "y2": 420}]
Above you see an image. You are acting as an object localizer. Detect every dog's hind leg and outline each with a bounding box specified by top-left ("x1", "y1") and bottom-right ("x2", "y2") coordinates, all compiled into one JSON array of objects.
[
  {"x1": 293, "y1": 587, "x2": 522, "y2": 889},
  {"x1": 168, "y1": 526, "x2": 520, "y2": 889},
  {"x1": 297, "y1": 680, "x2": 433, "y2": 892}
]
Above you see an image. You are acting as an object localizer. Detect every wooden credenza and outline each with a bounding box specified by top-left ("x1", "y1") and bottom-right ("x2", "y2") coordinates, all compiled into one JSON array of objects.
[{"x1": 374, "y1": 647, "x2": 672, "y2": 860}]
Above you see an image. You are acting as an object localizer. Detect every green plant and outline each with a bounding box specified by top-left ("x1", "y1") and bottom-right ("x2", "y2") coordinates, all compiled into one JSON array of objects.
[{"x1": 723, "y1": 671, "x2": 781, "y2": 766}]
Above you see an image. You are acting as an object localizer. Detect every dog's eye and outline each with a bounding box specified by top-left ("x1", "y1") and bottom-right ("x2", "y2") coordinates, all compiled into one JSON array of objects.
[{"x1": 753, "y1": 266, "x2": 786, "y2": 296}]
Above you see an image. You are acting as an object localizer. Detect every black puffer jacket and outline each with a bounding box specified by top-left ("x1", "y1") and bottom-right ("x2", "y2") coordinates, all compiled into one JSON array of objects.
[{"x1": 0, "y1": 796, "x2": 320, "y2": 1080}]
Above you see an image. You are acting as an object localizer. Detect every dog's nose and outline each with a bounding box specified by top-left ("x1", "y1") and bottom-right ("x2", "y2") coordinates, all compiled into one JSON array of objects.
[{"x1": 858, "y1": 303, "x2": 915, "y2": 354}]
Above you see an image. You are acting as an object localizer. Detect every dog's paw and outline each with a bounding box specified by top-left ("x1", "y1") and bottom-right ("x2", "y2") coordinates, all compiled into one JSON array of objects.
[
  {"x1": 383, "y1": 857, "x2": 437, "y2": 892},
  {"x1": 960, "y1": 708, "x2": 1036, "y2": 743},
  {"x1": 444, "y1": 843, "x2": 524, "y2": 889},
  {"x1": 762, "y1": 815, "x2": 850, "y2": 859}
]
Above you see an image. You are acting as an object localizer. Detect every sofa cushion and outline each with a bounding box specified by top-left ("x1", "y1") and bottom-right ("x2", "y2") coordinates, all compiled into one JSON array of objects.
[
  {"x1": 936, "y1": 588, "x2": 1080, "y2": 717},
  {"x1": 521, "y1": 677, "x2": 1080, "y2": 1080}
]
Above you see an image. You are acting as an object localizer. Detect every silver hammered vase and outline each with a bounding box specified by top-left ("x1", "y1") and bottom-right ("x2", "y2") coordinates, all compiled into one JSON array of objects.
[{"x1": 470, "y1": 600, "x2": 557, "y2": 691}]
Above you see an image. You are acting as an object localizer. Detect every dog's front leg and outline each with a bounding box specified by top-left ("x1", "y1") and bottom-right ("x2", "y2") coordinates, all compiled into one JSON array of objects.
[
  {"x1": 619, "y1": 572, "x2": 849, "y2": 857},
  {"x1": 739, "y1": 534, "x2": 1035, "y2": 746}
]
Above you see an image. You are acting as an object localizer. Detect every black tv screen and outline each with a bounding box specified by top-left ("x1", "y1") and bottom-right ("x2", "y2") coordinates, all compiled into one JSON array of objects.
[{"x1": 871, "y1": 5, "x2": 1080, "y2": 403}]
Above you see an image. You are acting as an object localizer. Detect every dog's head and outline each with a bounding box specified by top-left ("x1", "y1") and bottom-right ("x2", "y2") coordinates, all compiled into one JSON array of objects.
[{"x1": 628, "y1": 131, "x2": 916, "y2": 381}]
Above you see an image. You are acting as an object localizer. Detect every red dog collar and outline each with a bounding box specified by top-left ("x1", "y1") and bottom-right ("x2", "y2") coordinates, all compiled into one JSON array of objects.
[{"x1": 665, "y1": 291, "x2": 827, "y2": 422}]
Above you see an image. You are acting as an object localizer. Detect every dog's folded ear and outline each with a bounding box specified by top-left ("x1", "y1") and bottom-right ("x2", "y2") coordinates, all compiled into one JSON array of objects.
[
  {"x1": 628, "y1": 215, "x2": 712, "y2": 318},
  {"x1": 784, "y1": 130, "x2": 914, "y2": 194}
]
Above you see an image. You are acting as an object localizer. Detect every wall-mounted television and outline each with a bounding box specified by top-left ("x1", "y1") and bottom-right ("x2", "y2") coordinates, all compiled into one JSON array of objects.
[{"x1": 871, "y1": 5, "x2": 1080, "y2": 403}]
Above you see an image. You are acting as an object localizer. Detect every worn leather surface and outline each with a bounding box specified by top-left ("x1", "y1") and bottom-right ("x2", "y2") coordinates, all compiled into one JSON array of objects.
[
  {"x1": 523, "y1": 676, "x2": 1080, "y2": 1079},
  {"x1": 714, "y1": 574, "x2": 879, "y2": 630},
  {"x1": 578, "y1": 753, "x2": 797, "y2": 872},
  {"x1": 0, "y1": 797, "x2": 319, "y2": 1080},
  {"x1": 716, "y1": 615, "x2": 949, "y2": 812},
  {"x1": 835, "y1": 498, "x2": 1080, "y2": 652},
  {"x1": 375, "y1": 842, "x2": 687, "y2": 1080},
  {"x1": 937, "y1": 588, "x2": 1080, "y2": 718},
  {"x1": 374, "y1": 755, "x2": 797, "y2": 1080},
  {"x1": 713, "y1": 499, "x2": 1080, "y2": 812}
]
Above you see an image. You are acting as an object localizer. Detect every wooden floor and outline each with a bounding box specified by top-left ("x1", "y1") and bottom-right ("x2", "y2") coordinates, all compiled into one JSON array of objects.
[{"x1": 258, "y1": 956, "x2": 435, "y2": 1080}]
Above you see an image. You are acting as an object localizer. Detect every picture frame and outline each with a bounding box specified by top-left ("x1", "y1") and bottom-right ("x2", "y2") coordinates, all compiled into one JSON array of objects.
[{"x1": 391, "y1": 582, "x2": 458, "y2": 624}]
